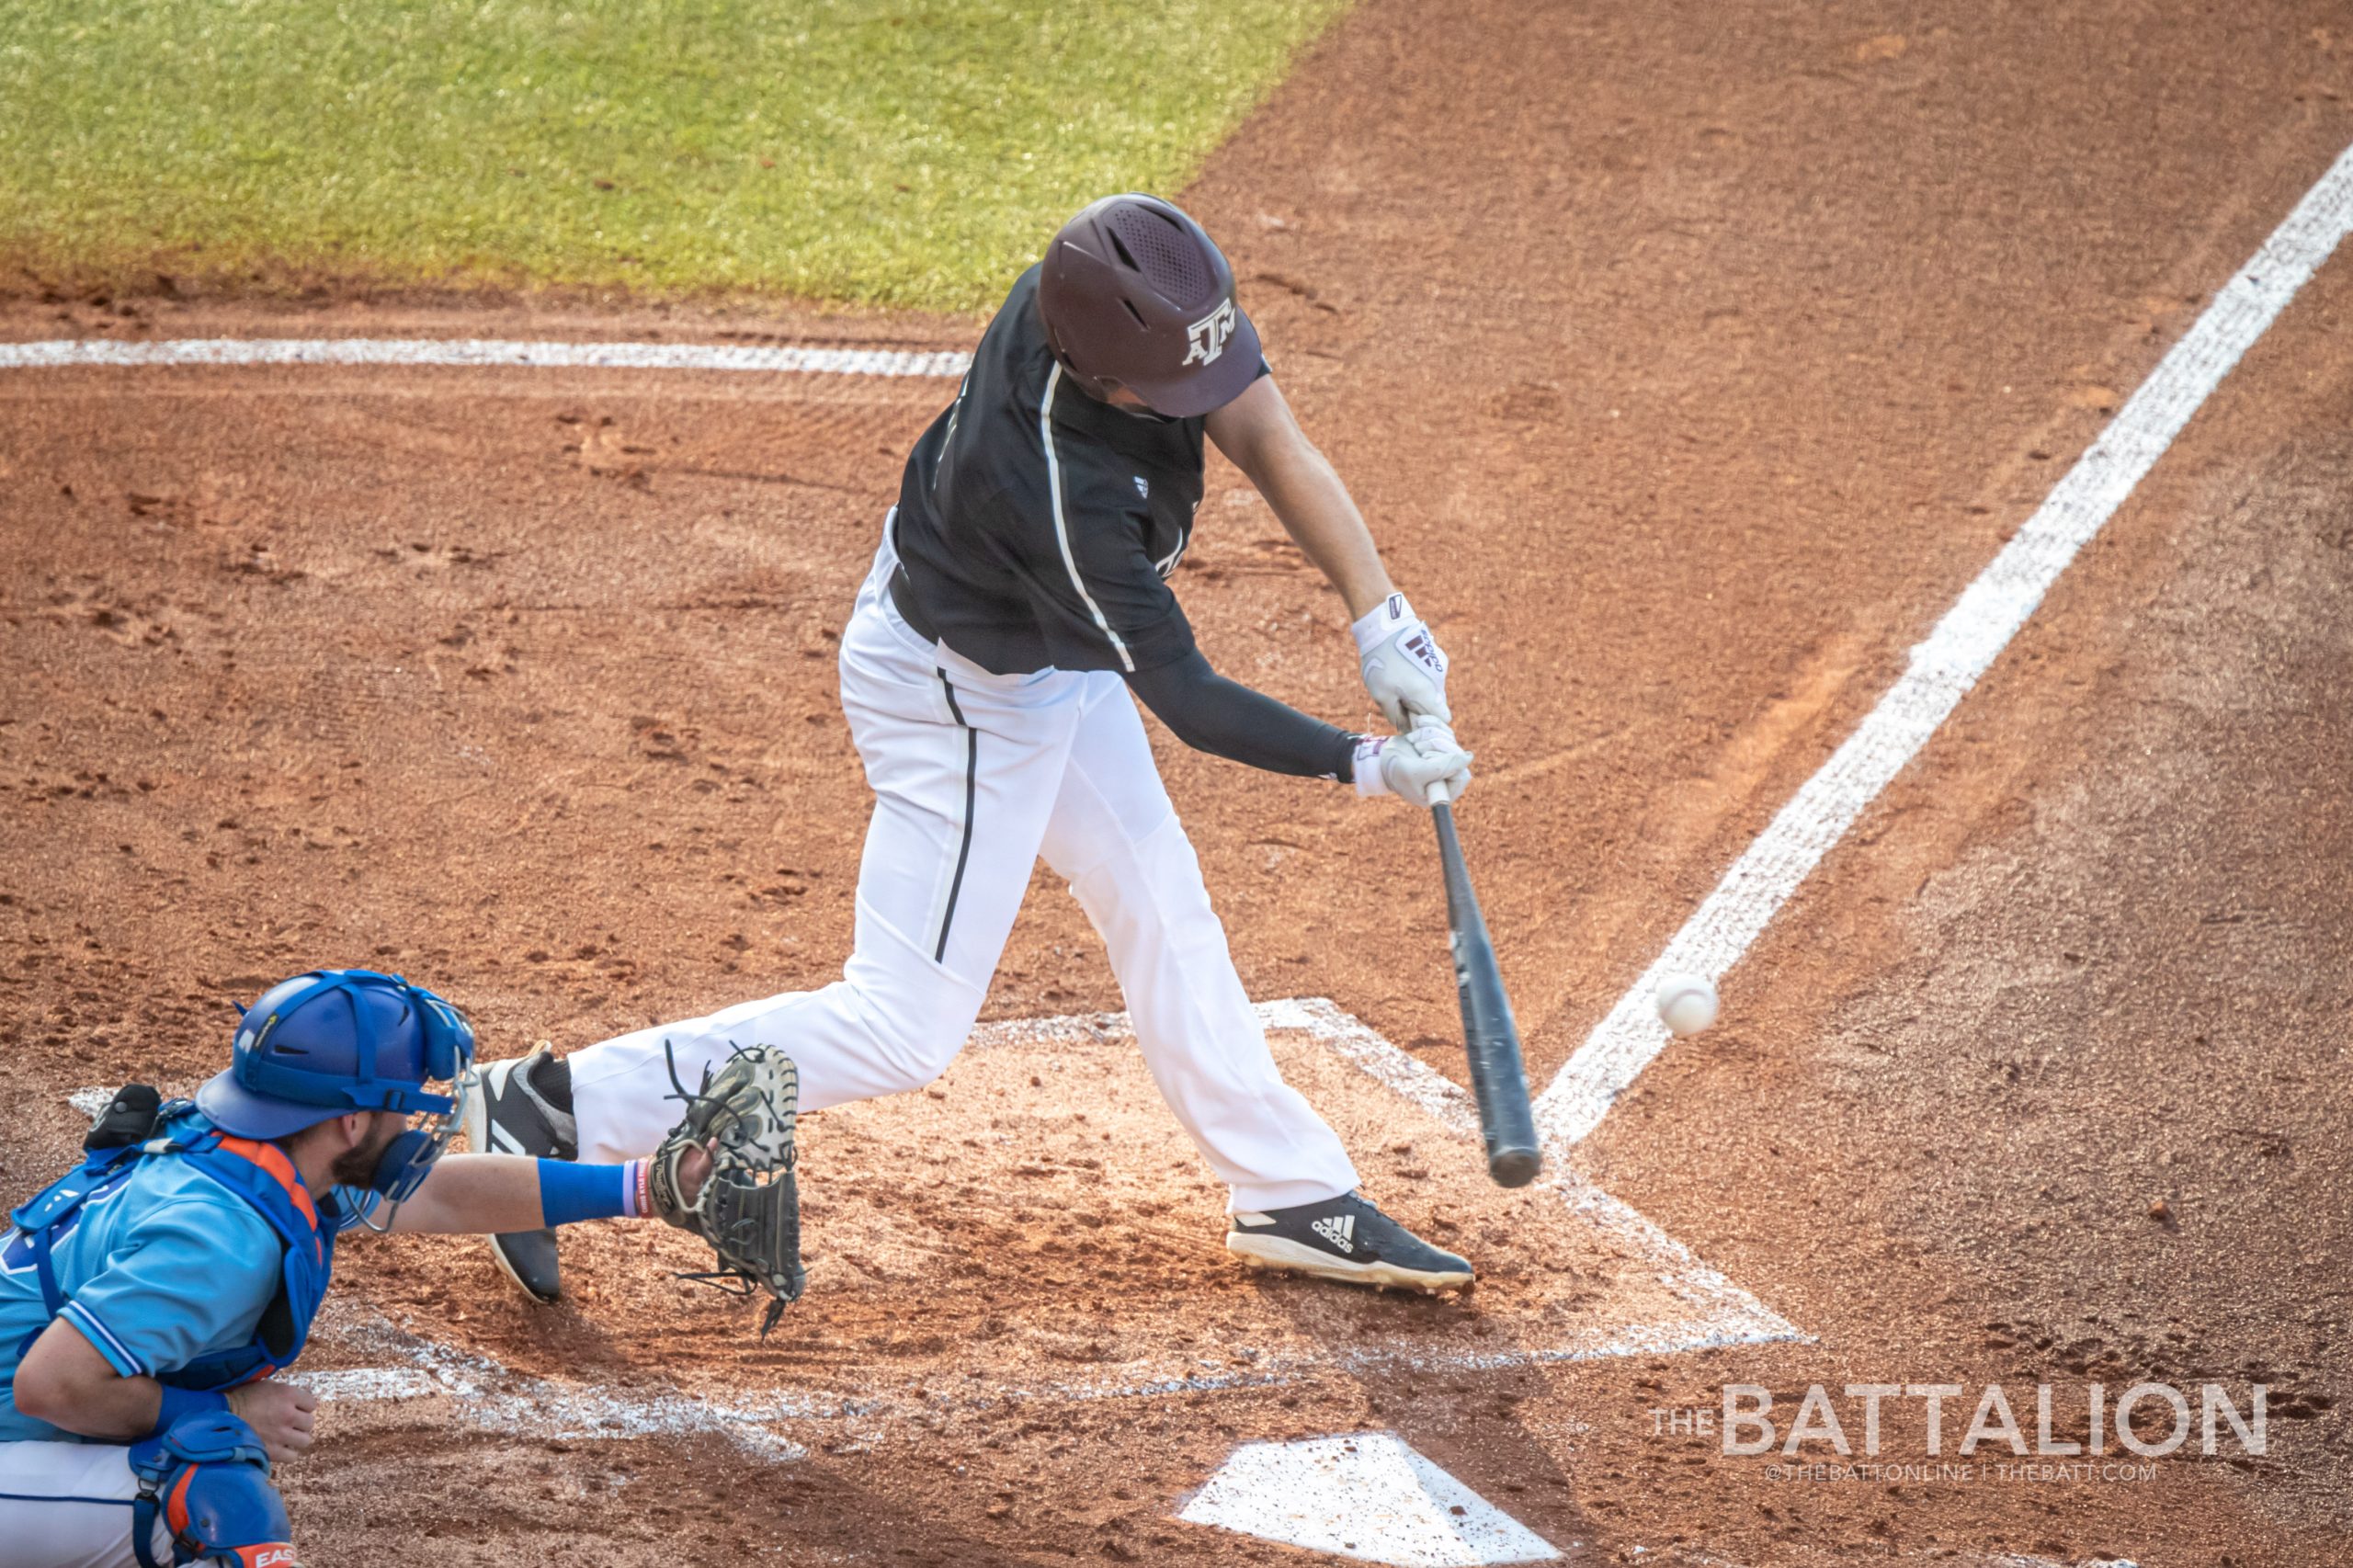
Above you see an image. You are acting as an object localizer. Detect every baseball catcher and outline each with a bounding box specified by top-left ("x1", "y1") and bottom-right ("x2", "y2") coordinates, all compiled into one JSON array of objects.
[
  {"x1": 1, "y1": 968, "x2": 796, "y2": 1568},
  {"x1": 469, "y1": 192, "x2": 1475, "y2": 1305}
]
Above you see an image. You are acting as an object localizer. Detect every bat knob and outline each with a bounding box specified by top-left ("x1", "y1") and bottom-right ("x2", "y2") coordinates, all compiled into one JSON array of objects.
[{"x1": 1488, "y1": 1146, "x2": 1542, "y2": 1188}]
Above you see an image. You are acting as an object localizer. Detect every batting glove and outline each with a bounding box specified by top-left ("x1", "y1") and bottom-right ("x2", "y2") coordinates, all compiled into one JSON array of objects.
[
  {"x1": 1354, "y1": 724, "x2": 1472, "y2": 804},
  {"x1": 1354, "y1": 592, "x2": 1450, "y2": 731}
]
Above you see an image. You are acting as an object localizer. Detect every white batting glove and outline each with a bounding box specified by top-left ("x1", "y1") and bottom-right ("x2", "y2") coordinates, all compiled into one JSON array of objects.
[
  {"x1": 1354, "y1": 592, "x2": 1450, "y2": 731},
  {"x1": 1354, "y1": 725, "x2": 1472, "y2": 805}
]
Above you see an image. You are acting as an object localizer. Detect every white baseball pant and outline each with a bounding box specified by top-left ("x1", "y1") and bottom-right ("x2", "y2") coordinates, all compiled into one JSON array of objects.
[
  {"x1": 566, "y1": 524, "x2": 1358, "y2": 1213},
  {"x1": 0, "y1": 1442, "x2": 174, "y2": 1568}
]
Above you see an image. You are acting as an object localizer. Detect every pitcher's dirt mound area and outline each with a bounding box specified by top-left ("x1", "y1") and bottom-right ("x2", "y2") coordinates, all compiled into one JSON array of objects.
[{"x1": 6, "y1": 0, "x2": 2353, "y2": 1562}]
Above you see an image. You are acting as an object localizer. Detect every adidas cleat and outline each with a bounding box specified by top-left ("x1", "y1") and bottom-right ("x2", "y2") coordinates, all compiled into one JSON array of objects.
[
  {"x1": 1226, "y1": 1191, "x2": 1473, "y2": 1293},
  {"x1": 460, "y1": 1040, "x2": 577, "y2": 1303}
]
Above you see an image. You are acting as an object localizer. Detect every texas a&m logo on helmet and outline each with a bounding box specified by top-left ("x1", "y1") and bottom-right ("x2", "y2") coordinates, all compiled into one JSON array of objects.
[{"x1": 1182, "y1": 298, "x2": 1239, "y2": 368}]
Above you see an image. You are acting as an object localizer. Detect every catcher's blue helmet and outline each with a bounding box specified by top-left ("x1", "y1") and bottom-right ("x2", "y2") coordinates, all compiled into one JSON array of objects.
[{"x1": 196, "y1": 970, "x2": 474, "y2": 1201}]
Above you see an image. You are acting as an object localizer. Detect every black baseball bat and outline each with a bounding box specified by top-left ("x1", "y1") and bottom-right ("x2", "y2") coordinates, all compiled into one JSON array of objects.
[{"x1": 1427, "y1": 783, "x2": 1540, "y2": 1187}]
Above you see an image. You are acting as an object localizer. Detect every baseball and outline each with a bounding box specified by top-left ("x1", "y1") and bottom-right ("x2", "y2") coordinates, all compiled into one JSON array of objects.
[{"x1": 1655, "y1": 972, "x2": 1719, "y2": 1036}]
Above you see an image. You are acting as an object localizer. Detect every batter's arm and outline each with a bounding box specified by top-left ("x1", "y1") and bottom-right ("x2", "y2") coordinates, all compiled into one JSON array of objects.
[
  {"x1": 1205, "y1": 376, "x2": 1393, "y2": 619},
  {"x1": 1126, "y1": 650, "x2": 1358, "y2": 779},
  {"x1": 1210, "y1": 374, "x2": 1455, "y2": 733}
]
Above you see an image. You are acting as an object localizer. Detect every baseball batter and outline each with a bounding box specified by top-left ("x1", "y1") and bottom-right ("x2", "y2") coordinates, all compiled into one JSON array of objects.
[{"x1": 469, "y1": 194, "x2": 1476, "y2": 1301}]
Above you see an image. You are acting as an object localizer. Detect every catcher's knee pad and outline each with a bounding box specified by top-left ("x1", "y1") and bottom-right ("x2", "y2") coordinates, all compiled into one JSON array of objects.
[{"x1": 128, "y1": 1411, "x2": 295, "y2": 1568}]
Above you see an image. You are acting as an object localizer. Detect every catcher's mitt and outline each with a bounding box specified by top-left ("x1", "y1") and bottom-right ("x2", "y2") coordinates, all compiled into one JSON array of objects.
[{"x1": 650, "y1": 1042, "x2": 805, "y2": 1336}]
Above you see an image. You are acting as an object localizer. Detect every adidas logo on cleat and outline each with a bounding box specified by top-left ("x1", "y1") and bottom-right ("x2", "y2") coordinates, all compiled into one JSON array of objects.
[{"x1": 1311, "y1": 1214, "x2": 1357, "y2": 1254}]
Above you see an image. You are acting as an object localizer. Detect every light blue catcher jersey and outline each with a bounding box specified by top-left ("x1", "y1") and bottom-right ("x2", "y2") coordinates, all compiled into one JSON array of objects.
[{"x1": 0, "y1": 1155, "x2": 283, "y2": 1441}]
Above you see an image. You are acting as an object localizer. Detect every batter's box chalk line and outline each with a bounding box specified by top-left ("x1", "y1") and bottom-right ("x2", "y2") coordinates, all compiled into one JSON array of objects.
[
  {"x1": 295, "y1": 1321, "x2": 812, "y2": 1462},
  {"x1": 280, "y1": 998, "x2": 1799, "y2": 1462}
]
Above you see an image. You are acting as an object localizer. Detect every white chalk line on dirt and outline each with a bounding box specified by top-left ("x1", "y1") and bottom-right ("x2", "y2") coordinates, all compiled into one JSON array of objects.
[
  {"x1": 1537, "y1": 139, "x2": 2353, "y2": 1153},
  {"x1": 0, "y1": 336, "x2": 971, "y2": 378},
  {"x1": 265, "y1": 998, "x2": 1796, "y2": 1462},
  {"x1": 296, "y1": 1324, "x2": 811, "y2": 1462}
]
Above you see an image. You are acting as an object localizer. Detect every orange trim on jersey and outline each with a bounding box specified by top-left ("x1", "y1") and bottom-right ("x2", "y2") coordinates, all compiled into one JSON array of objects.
[{"x1": 215, "y1": 1135, "x2": 321, "y2": 1240}]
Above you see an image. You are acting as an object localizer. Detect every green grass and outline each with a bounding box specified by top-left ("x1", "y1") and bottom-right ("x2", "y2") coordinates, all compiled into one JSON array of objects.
[{"x1": 0, "y1": 0, "x2": 1347, "y2": 309}]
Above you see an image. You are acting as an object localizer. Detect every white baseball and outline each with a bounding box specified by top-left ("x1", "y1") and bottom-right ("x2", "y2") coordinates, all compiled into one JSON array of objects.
[{"x1": 1655, "y1": 972, "x2": 1719, "y2": 1036}]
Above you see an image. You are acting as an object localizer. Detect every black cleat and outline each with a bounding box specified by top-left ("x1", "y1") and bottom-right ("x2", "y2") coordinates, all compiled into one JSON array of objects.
[
  {"x1": 460, "y1": 1040, "x2": 576, "y2": 1303},
  {"x1": 485, "y1": 1225, "x2": 563, "y2": 1305},
  {"x1": 1225, "y1": 1191, "x2": 1473, "y2": 1293}
]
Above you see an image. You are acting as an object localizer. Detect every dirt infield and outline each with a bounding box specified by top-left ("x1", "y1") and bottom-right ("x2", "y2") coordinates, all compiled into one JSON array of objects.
[{"x1": 6, "y1": 1, "x2": 2352, "y2": 1562}]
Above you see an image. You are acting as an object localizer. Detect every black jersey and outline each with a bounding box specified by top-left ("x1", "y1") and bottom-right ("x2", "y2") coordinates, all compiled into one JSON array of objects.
[
  {"x1": 889, "y1": 267, "x2": 1355, "y2": 784},
  {"x1": 892, "y1": 266, "x2": 1258, "y2": 678}
]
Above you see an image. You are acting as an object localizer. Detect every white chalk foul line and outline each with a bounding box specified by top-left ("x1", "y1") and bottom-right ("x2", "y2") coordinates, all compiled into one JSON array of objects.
[
  {"x1": 1538, "y1": 139, "x2": 2353, "y2": 1152},
  {"x1": 0, "y1": 336, "x2": 970, "y2": 378},
  {"x1": 288, "y1": 998, "x2": 1794, "y2": 1456}
]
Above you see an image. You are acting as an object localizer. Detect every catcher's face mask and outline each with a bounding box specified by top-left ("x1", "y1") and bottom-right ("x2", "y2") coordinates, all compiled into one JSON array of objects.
[
  {"x1": 357, "y1": 1099, "x2": 467, "y2": 1223},
  {"x1": 217, "y1": 969, "x2": 476, "y2": 1231}
]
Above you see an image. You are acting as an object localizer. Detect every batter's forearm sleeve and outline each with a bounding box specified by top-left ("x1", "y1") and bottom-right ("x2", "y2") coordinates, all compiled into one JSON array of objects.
[{"x1": 1126, "y1": 650, "x2": 1359, "y2": 780}]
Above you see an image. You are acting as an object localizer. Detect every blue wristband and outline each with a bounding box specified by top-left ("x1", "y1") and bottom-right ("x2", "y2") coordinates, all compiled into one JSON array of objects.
[
  {"x1": 537, "y1": 1159, "x2": 633, "y2": 1227},
  {"x1": 151, "y1": 1383, "x2": 232, "y2": 1437}
]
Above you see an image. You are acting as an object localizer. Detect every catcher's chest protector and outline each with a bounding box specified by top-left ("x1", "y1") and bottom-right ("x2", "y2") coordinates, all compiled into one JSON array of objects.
[{"x1": 7, "y1": 1098, "x2": 336, "y2": 1389}]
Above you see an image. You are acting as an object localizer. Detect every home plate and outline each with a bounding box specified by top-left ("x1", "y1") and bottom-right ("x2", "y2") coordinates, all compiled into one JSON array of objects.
[{"x1": 1178, "y1": 1432, "x2": 1560, "y2": 1565}]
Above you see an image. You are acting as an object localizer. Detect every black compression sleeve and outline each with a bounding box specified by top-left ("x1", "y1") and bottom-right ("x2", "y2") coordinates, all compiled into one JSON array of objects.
[{"x1": 1125, "y1": 650, "x2": 1358, "y2": 780}]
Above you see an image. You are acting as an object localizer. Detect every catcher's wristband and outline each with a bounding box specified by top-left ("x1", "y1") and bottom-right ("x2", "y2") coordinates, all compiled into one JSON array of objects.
[
  {"x1": 536, "y1": 1158, "x2": 642, "y2": 1227},
  {"x1": 146, "y1": 1384, "x2": 232, "y2": 1439}
]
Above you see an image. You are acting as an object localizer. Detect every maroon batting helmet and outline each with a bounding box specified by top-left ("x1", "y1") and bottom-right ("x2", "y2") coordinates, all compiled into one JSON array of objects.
[{"x1": 1036, "y1": 194, "x2": 1262, "y2": 418}]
